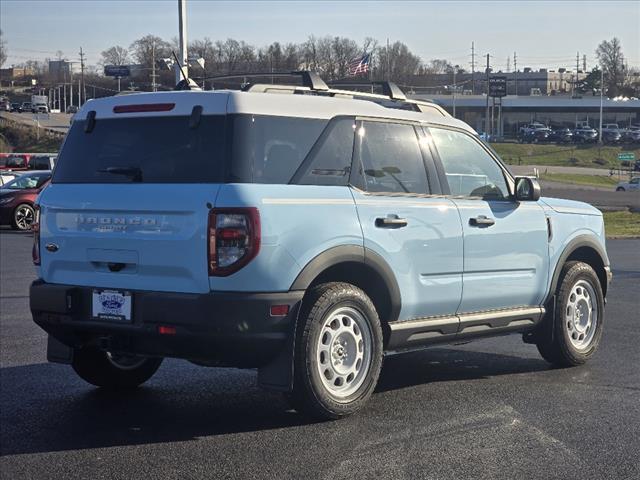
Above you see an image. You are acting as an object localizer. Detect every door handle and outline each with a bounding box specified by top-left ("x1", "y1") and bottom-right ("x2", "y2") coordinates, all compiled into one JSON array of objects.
[
  {"x1": 375, "y1": 215, "x2": 408, "y2": 229},
  {"x1": 469, "y1": 215, "x2": 495, "y2": 227}
]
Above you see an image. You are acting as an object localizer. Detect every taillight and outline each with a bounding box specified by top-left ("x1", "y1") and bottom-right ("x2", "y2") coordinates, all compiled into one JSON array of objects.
[
  {"x1": 32, "y1": 204, "x2": 41, "y2": 265},
  {"x1": 208, "y1": 208, "x2": 260, "y2": 276}
]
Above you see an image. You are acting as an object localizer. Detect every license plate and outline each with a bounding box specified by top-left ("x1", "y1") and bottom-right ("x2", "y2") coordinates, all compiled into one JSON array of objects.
[{"x1": 92, "y1": 290, "x2": 132, "y2": 322}]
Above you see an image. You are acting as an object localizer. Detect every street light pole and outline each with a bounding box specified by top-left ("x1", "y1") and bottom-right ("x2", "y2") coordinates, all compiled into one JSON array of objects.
[
  {"x1": 176, "y1": 0, "x2": 188, "y2": 85},
  {"x1": 452, "y1": 65, "x2": 458, "y2": 119},
  {"x1": 598, "y1": 67, "x2": 604, "y2": 144}
]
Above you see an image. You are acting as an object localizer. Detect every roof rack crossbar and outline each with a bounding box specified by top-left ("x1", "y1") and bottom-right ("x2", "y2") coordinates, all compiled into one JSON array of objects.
[{"x1": 374, "y1": 81, "x2": 407, "y2": 101}]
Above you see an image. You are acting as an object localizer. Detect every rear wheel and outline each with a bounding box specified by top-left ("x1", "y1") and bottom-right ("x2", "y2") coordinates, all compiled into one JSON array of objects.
[
  {"x1": 72, "y1": 347, "x2": 163, "y2": 389},
  {"x1": 12, "y1": 203, "x2": 35, "y2": 230},
  {"x1": 536, "y1": 261, "x2": 604, "y2": 366},
  {"x1": 616, "y1": 187, "x2": 625, "y2": 192},
  {"x1": 290, "y1": 282, "x2": 383, "y2": 420}
]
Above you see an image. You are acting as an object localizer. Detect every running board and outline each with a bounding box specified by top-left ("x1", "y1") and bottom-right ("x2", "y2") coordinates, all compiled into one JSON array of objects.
[{"x1": 387, "y1": 306, "x2": 545, "y2": 351}]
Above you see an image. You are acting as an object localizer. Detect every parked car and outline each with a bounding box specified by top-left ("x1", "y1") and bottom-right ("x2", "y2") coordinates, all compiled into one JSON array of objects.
[
  {"x1": 601, "y1": 129, "x2": 622, "y2": 144},
  {"x1": 615, "y1": 177, "x2": 640, "y2": 192},
  {"x1": 10, "y1": 103, "x2": 22, "y2": 113},
  {"x1": 66, "y1": 105, "x2": 79, "y2": 114},
  {"x1": 573, "y1": 127, "x2": 598, "y2": 143},
  {"x1": 547, "y1": 128, "x2": 573, "y2": 143},
  {"x1": 29, "y1": 79, "x2": 612, "y2": 419},
  {"x1": 0, "y1": 171, "x2": 51, "y2": 230},
  {"x1": 520, "y1": 127, "x2": 551, "y2": 143},
  {"x1": 622, "y1": 125, "x2": 640, "y2": 144},
  {"x1": 20, "y1": 102, "x2": 32, "y2": 112},
  {"x1": 28, "y1": 155, "x2": 56, "y2": 171},
  {"x1": 0, "y1": 101, "x2": 10, "y2": 112},
  {"x1": 518, "y1": 123, "x2": 547, "y2": 136},
  {"x1": 0, "y1": 155, "x2": 29, "y2": 171}
]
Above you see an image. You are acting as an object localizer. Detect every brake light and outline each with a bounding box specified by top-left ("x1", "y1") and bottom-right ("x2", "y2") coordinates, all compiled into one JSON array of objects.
[
  {"x1": 32, "y1": 205, "x2": 40, "y2": 265},
  {"x1": 113, "y1": 103, "x2": 175, "y2": 113},
  {"x1": 208, "y1": 208, "x2": 260, "y2": 276}
]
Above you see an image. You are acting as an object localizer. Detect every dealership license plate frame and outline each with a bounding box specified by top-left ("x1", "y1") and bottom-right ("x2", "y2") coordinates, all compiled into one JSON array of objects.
[{"x1": 91, "y1": 289, "x2": 133, "y2": 322}]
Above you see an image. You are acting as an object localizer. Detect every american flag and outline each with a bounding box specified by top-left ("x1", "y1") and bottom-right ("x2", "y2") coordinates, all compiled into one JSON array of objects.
[{"x1": 348, "y1": 53, "x2": 370, "y2": 76}]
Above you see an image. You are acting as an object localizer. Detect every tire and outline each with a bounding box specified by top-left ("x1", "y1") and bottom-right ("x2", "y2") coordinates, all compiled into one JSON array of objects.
[
  {"x1": 616, "y1": 187, "x2": 625, "y2": 192},
  {"x1": 72, "y1": 347, "x2": 163, "y2": 389},
  {"x1": 290, "y1": 282, "x2": 384, "y2": 420},
  {"x1": 12, "y1": 203, "x2": 35, "y2": 231},
  {"x1": 536, "y1": 261, "x2": 604, "y2": 367}
]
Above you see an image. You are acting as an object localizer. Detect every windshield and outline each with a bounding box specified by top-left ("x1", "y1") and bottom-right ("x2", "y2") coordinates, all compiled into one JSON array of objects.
[{"x1": 3, "y1": 173, "x2": 50, "y2": 189}]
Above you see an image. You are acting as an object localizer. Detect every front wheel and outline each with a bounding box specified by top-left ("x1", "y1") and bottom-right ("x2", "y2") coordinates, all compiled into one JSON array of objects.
[
  {"x1": 290, "y1": 282, "x2": 383, "y2": 420},
  {"x1": 616, "y1": 187, "x2": 625, "y2": 192},
  {"x1": 72, "y1": 347, "x2": 163, "y2": 389},
  {"x1": 13, "y1": 203, "x2": 35, "y2": 230},
  {"x1": 536, "y1": 261, "x2": 604, "y2": 366}
]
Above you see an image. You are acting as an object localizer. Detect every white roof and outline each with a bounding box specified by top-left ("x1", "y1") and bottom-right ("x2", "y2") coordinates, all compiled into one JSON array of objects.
[{"x1": 74, "y1": 90, "x2": 476, "y2": 134}]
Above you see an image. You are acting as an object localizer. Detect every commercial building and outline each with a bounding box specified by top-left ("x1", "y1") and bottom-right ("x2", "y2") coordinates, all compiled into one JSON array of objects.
[{"x1": 411, "y1": 94, "x2": 640, "y2": 137}]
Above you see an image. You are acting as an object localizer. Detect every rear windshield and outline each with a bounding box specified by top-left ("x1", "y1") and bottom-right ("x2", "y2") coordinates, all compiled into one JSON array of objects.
[
  {"x1": 53, "y1": 114, "x2": 327, "y2": 184},
  {"x1": 53, "y1": 115, "x2": 227, "y2": 183}
]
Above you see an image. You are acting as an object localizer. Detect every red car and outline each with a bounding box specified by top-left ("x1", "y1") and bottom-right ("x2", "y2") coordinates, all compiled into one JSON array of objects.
[{"x1": 0, "y1": 171, "x2": 51, "y2": 230}]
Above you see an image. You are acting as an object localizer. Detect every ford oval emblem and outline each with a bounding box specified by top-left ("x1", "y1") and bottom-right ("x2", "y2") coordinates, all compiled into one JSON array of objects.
[{"x1": 45, "y1": 243, "x2": 59, "y2": 252}]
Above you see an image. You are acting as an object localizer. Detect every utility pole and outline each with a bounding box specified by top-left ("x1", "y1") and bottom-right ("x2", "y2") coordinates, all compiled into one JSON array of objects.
[
  {"x1": 151, "y1": 41, "x2": 158, "y2": 91},
  {"x1": 598, "y1": 67, "x2": 604, "y2": 144},
  {"x1": 485, "y1": 53, "x2": 490, "y2": 136},
  {"x1": 176, "y1": 0, "x2": 188, "y2": 85},
  {"x1": 506, "y1": 56, "x2": 510, "y2": 73},
  {"x1": 583, "y1": 54, "x2": 587, "y2": 72},
  {"x1": 453, "y1": 65, "x2": 459, "y2": 118},
  {"x1": 386, "y1": 37, "x2": 390, "y2": 82},
  {"x1": 513, "y1": 51, "x2": 517, "y2": 95},
  {"x1": 79, "y1": 47, "x2": 86, "y2": 105},
  {"x1": 470, "y1": 41, "x2": 475, "y2": 95}
]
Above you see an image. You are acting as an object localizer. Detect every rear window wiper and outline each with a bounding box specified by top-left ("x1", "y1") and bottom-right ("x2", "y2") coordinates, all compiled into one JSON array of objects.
[{"x1": 97, "y1": 166, "x2": 143, "y2": 182}]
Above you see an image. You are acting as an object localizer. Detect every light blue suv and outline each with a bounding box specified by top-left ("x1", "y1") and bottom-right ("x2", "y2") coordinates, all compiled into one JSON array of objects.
[{"x1": 30, "y1": 75, "x2": 612, "y2": 419}]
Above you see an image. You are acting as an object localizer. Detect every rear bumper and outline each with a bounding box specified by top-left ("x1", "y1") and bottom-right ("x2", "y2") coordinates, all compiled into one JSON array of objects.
[{"x1": 30, "y1": 280, "x2": 304, "y2": 368}]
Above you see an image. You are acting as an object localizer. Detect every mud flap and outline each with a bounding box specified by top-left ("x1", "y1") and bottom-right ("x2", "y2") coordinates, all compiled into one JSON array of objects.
[
  {"x1": 257, "y1": 302, "x2": 301, "y2": 392},
  {"x1": 47, "y1": 334, "x2": 74, "y2": 364},
  {"x1": 523, "y1": 296, "x2": 556, "y2": 344}
]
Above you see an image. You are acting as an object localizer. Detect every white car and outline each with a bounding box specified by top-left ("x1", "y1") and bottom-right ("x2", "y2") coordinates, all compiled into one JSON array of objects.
[{"x1": 616, "y1": 177, "x2": 640, "y2": 191}]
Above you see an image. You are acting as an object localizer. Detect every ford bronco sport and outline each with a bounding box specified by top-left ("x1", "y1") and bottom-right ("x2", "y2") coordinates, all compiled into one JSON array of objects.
[{"x1": 30, "y1": 73, "x2": 612, "y2": 419}]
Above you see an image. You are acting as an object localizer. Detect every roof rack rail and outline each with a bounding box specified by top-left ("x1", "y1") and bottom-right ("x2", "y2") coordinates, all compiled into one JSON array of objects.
[{"x1": 195, "y1": 70, "x2": 450, "y2": 117}]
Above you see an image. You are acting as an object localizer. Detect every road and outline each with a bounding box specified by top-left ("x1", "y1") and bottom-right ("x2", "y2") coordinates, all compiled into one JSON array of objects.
[
  {"x1": 1, "y1": 231, "x2": 639, "y2": 480},
  {"x1": 541, "y1": 181, "x2": 640, "y2": 211},
  {"x1": 0, "y1": 111, "x2": 71, "y2": 135}
]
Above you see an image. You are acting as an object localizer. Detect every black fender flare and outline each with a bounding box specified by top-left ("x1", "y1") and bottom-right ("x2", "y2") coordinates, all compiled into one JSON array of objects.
[
  {"x1": 290, "y1": 244, "x2": 402, "y2": 323},
  {"x1": 546, "y1": 234, "x2": 610, "y2": 302}
]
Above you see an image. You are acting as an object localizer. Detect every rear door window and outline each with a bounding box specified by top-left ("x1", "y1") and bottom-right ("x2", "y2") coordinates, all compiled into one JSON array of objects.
[
  {"x1": 228, "y1": 115, "x2": 327, "y2": 184},
  {"x1": 356, "y1": 121, "x2": 430, "y2": 194},
  {"x1": 292, "y1": 117, "x2": 355, "y2": 186}
]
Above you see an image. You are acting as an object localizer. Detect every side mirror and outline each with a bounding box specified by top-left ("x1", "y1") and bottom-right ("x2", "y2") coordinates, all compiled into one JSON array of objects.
[{"x1": 515, "y1": 177, "x2": 541, "y2": 201}]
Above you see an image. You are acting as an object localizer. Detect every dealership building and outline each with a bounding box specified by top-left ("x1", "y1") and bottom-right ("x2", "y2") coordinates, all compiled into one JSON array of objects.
[{"x1": 411, "y1": 94, "x2": 640, "y2": 137}]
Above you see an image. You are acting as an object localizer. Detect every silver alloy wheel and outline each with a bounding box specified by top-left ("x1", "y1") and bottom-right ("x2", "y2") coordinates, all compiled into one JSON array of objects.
[
  {"x1": 565, "y1": 279, "x2": 599, "y2": 350},
  {"x1": 316, "y1": 306, "x2": 373, "y2": 399},
  {"x1": 106, "y1": 352, "x2": 147, "y2": 370},
  {"x1": 14, "y1": 204, "x2": 34, "y2": 230}
]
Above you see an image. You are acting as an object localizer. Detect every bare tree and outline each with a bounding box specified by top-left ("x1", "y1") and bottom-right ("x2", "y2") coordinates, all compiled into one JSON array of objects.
[
  {"x1": 129, "y1": 35, "x2": 170, "y2": 68},
  {"x1": 424, "y1": 59, "x2": 454, "y2": 74},
  {"x1": 595, "y1": 37, "x2": 626, "y2": 96},
  {"x1": 375, "y1": 41, "x2": 422, "y2": 83},
  {"x1": 100, "y1": 46, "x2": 129, "y2": 66},
  {"x1": 0, "y1": 29, "x2": 7, "y2": 68}
]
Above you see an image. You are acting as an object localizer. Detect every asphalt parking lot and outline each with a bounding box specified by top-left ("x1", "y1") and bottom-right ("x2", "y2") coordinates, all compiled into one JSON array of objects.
[{"x1": 1, "y1": 230, "x2": 638, "y2": 480}]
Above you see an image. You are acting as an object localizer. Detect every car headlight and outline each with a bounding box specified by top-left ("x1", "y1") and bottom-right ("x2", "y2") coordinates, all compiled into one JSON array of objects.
[{"x1": 0, "y1": 196, "x2": 15, "y2": 205}]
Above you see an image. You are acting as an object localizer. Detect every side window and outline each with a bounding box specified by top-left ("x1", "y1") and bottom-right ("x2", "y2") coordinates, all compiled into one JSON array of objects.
[
  {"x1": 295, "y1": 118, "x2": 355, "y2": 186},
  {"x1": 430, "y1": 128, "x2": 509, "y2": 200},
  {"x1": 358, "y1": 121, "x2": 429, "y2": 194},
  {"x1": 229, "y1": 115, "x2": 327, "y2": 184}
]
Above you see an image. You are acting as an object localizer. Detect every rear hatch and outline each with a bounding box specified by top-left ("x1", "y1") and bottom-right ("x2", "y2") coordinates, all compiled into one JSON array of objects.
[{"x1": 38, "y1": 94, "x2": 227, "y2": 294}]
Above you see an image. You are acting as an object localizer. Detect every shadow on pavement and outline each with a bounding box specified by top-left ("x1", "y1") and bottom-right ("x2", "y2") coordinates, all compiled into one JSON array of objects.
[{"x1": 0, "y1": 347, "x2": 552, "y2": 456}]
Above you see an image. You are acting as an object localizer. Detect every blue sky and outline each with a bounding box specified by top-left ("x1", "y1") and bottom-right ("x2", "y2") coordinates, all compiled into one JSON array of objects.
[{"x1": 1, "y1": 0, "x2": 639, "y2": 71}]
